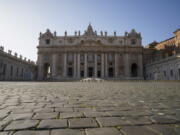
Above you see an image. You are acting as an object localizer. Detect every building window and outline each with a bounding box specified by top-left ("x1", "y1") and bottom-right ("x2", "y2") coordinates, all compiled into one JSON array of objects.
[
  {"x1": 131, "y1": 39, "x2": 136, "y2": 45},
  {"x1": 119, "y1": 40, "x2": 123, "y2": 44},
  {"x1": 170, "y1": 69, "x2": 173, "y2": 77},
  {"x1": 45, "y1": 39, "x2": 50, "y2": 44},
  {"x1": 68, "y1": 54, "x2": 73, "y2": 62},
  {"x1": 97, "y1": 55, "x2": 101, "y2": 61},
  {"x1": 3, "y1": 64, "x2": 6, "y2": 75},
  {"x1": 80, "y1": 55, "x2": 84, "y2": 62},
  {"x1": 88, "y1": 54, "x2": 93, "y2": 62},
  {"x1": 108, "y1": 54, "x2": 113, "y2": 62},
  {"x1": 179, "y1": 68, "x2": 180, "y2": 76},
  {"x1": 163, "y1": 71, "x2": 166, "y2": 77},
  {"x1": 10, "y1": 66, "x2": 13, "y2": 76}
]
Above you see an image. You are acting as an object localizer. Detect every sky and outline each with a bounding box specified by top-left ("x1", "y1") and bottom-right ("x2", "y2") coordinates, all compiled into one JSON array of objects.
[{"x1": 0, "y1": 0, "x2": 180, "y2": 61}]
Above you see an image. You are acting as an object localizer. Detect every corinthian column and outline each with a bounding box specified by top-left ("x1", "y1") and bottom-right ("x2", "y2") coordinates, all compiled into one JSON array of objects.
[
  {"x1": 94, "y1": 53, "x2": 97, "y2": 77},
  {"x1": 124, "y1": 53, "x2": 130, "y2": 79},
  {"x1": 101, "y1": 53, "x2": 104, "y2": 78},
  {"x1": 115, "y1": 53, "x2": 118, "y2": 78},
  {"x1": 52, "y1": 54, "x2": 58, "y2": 79},
  {"x1": 73, "y1": 53, "x2": 76, "y2": 78},
  {"x1": 84, "y1": 53, "x2": 87, "y2": 78},
  {"x1": 77, "y1": 53, "x2": 80, "y2": 78},
  {"x1": 105, "y1": 53, "x2": 108, "y2": 77}
]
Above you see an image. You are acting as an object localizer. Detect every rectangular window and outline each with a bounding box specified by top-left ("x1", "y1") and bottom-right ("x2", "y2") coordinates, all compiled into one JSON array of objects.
[
  {"x1": 3, "y1": 64, "x2": 6, "y2": 75},
  {"x1": 164, "y1": 71, "x2": 166, "y2": 77},
  {"x1": 10, "y1": 66, "x2": 13, "y2": 76},
  {"x1": 170, "y1": 69, "x2": 173, "y2": 77}
]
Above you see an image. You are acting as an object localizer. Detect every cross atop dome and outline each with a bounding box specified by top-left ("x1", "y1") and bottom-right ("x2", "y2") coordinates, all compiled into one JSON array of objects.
[{"x1": 84, "y1": 23, "x2": 96, "y2": 36}]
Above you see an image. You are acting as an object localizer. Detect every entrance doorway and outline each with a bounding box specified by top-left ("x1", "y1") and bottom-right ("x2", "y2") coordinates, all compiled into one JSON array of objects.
[
  {"x1": 88, "y1": 67, "x2": 94, "y2": 77},
  {"x1": 108, "y1": 67, "x2": 114, "y2": 77},
  {"x1": 43, "y1": 63, "x2": 51, "y2": 80},
  {"x1": 68, "y1": 67, "x2": 73, "y2": 77},
  {"x1": 131, "y1": 63, "x2": 138, "y2": 77}
]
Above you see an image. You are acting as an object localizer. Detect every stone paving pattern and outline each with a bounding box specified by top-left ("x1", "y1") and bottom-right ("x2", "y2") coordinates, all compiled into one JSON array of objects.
[{"x1": 0, "y1": 82, "x2": 180, "y2": 135}]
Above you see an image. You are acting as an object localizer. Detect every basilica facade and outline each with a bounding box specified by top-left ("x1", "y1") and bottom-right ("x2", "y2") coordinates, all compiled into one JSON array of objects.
[{"x1": 37, "y1": 24, "x2": 144, "y2": 80}]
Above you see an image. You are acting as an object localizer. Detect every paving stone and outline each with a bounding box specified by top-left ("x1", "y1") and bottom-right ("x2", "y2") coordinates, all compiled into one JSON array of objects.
[
  {"x1": 33, "y1": 112, "x2": 58, "y2": 119},
  {"x1": 68, "y1": 118, "x2": 98, "y2": 128},
  {"x1": 84, "y1": 112, "x2": 109, "y2": 117},
  {"x1": 121, "y1": 126, "x2": 159, "y2": 135},
  {"x1": 126, "y1": 116, "x2": 153, "y2": 125},
  {"x1": 13, "y1": 130, "x2": 49, "y2": 135},
  {"x1": 4, "y1": 113, "x2": 33, "y2": 121},
  {"x1": 11, "y1": 108, "x2": 32, "y2": 114},
  {"x1": 5, "y1": 120, "x2": 39, "y2": 130},
  {"x1": 0, "y1": 112, "x2": 9, "y2": 120},
  {"x1": 147, "y1": 125, "x2": 180, "y2": 135},
  {"x1": 0, "y1": 82, "x2": 180, "y2": 133},
  {"x1": 55, "y1": 108, "x2": 73, "y2": 112},
  {"x1": 38, "y1": 119, "x2": 67, "y2": 129},
  {"x1": 51, "y1": 129, "x2": 85, "y2": 135},
  {"x1": 0, "y1": 121, "x2": 10, "y2": 131},
  {"x1": 34, "y1": 108, "x2": 54, "y2": 113},
  {"x1": 86, "y1": 128, "x2": 123, "y2": 135},
  {"x1": 151, "y1": 115, "x2": 179, "y2": 124},
  {"x1": 60, "y1": 112, "x2": 83, "y2": 118},
  {"x1": 0, "y1": 132, "x2": 9, "y2": 135},
  {"x1": 96, "y1": 117, "x2": 130, "y2": 127}
]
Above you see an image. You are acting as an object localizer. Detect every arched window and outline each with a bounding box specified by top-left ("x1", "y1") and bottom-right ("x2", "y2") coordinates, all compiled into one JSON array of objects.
[
  {"x1": 131, "y1": 39, "x2": 136, "y2": 45},
  {"x1": 81, "y1": 40, "x2": 84, "y2": 44},
  {"x1": 45, "y1": 39, "x2": 50, "y2": 45},
  {"x1": 131, "y1": 63, "x2": 138, "y2": 77}
]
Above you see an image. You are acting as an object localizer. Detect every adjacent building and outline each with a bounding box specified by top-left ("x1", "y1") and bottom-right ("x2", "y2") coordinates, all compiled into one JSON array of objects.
[
  {"x1": 0, "y1": 47, "x2": 36, "y2": 81},
  {"x1": 144, "y1": 28, "x2": 180, "y2": 80}
]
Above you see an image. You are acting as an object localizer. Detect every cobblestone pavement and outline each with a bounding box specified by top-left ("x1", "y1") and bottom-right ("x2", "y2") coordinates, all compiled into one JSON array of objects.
[{"x1": 0, "y1": 82, "x2": 180, "y2": 135}]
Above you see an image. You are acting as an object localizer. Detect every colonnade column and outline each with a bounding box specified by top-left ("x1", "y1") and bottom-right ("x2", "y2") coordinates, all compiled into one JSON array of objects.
[
  {"x1": 124, "y1": 53, "x2": 130, "y2": 79},
  {"x1": 101, "y1": 53, "x2": 104, "y2": 78},
  {"x1": 73, "y1": 53, "x2": 76, "y2": 78},
  {"x1": 94, "y1": 53, "x2": 97, "y2": 77},
  {"x1": 77, "y1": 53, "x2": 80, "y2": 78},
  {"x1": 52, "y1": 54, "x2": 58, "y2": 79},
  {"x1": 84, "y1": 53, "x2": 87, "y2": 78},
  {"x1": 115, "y1": 53, "x2": 118, "y2": 78},
  {"x1": 105, "y1": 53, "x2": 108, "y2": 77},
  {"x1": 63, "y1": 53, "x2": 67, "y2": 78}
]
